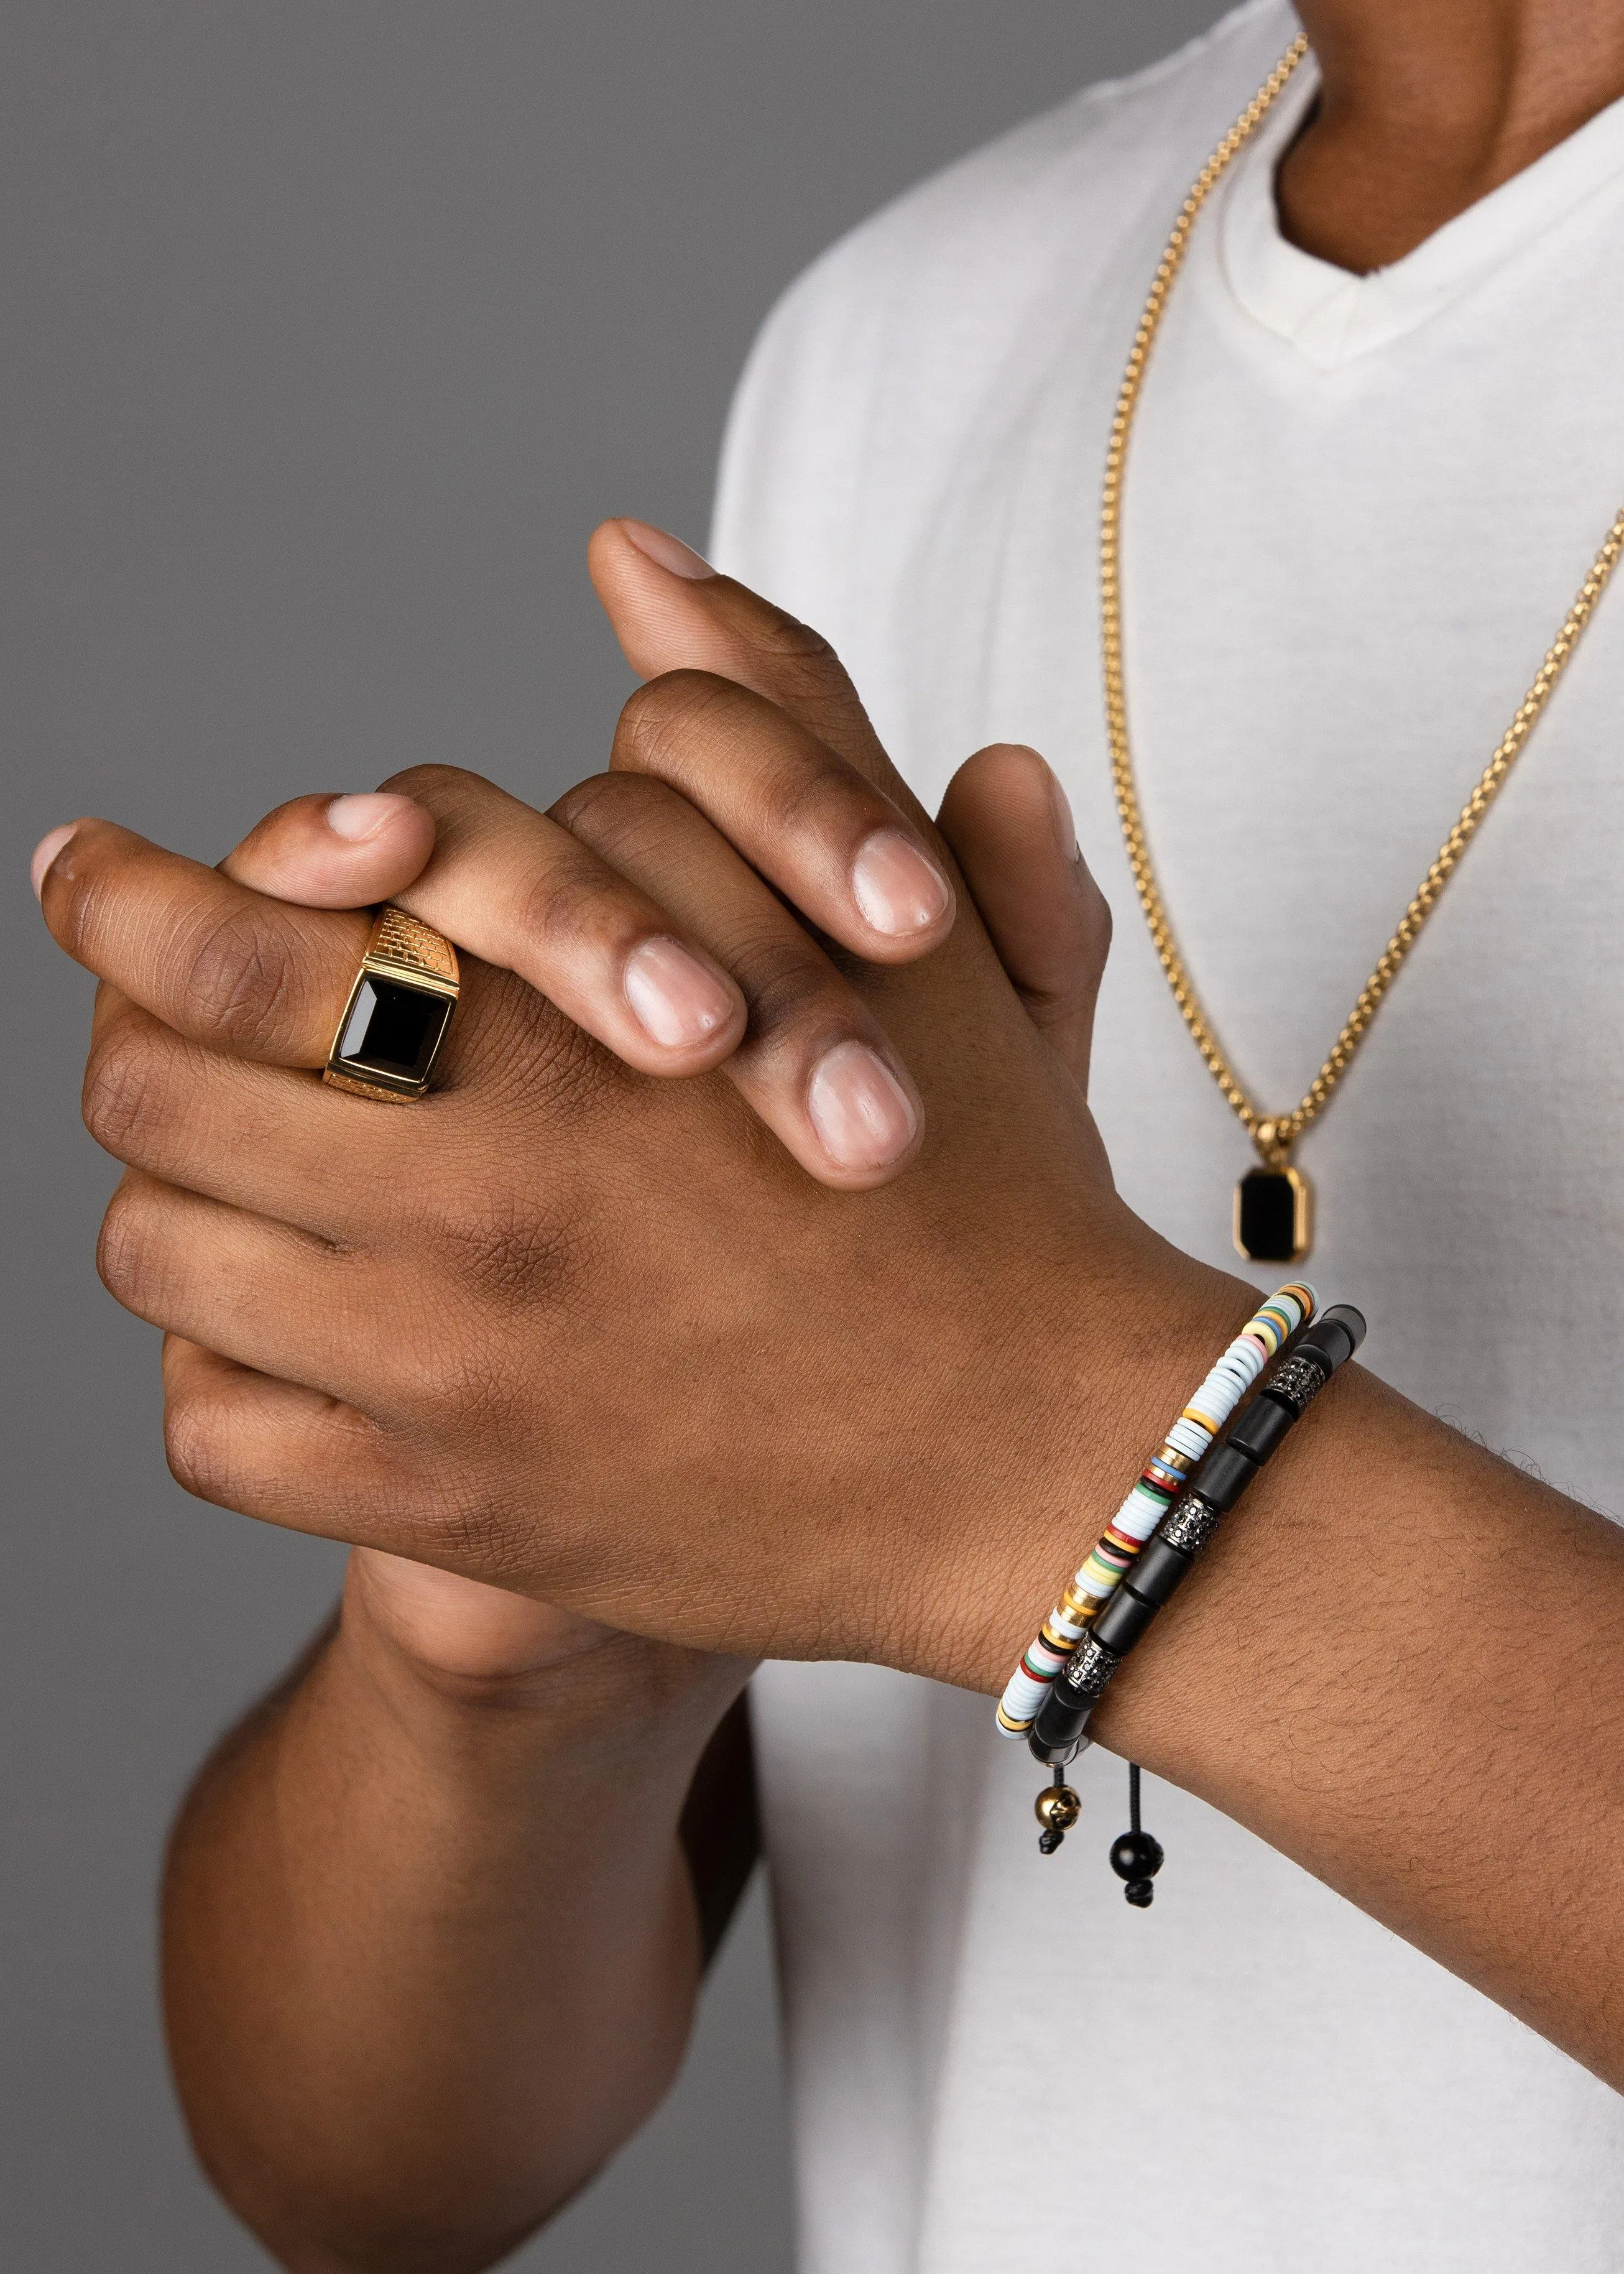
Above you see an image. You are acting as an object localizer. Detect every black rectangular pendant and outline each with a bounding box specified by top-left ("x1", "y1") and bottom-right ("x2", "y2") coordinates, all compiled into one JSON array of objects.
[{"x1": 1233, "y1": 1165, "x2": 1312, "y2": 1265}]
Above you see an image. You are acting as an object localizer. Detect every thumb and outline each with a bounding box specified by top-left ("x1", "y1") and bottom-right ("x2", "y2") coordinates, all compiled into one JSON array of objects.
[
  {"x1": 936, "y1": 744, "x2": 1112, "y2": 1090},
  {"x1": 216, "y1": 790, "x2": 436, "y2": 904},
  {"x1": 587, "y1": 516, "x2": 925, "y2": 815}
]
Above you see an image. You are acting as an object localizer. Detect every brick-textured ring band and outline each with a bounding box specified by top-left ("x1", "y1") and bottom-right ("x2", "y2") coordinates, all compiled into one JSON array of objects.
[{"x1": 323, "y1": 905, "x2": 460, "y2": 1103}]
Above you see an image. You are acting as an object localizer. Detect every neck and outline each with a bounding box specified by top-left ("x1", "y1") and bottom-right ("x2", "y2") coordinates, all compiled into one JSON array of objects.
[{"x1": 1279, "y1": 0, "x2": 1624, "y2": 270}]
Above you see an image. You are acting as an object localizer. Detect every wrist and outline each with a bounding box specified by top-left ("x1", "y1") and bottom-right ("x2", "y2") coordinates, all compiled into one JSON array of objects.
[
  {"x1": 915, "y1": 1223, "x2": 1262, "y2": 1698},
  {"x1": 335, "y1": 1552, "x2": 750, "y2": 1768},
  {"x1": 1081, "y1": 1349, "x2": 1380, "y2": 1783}
]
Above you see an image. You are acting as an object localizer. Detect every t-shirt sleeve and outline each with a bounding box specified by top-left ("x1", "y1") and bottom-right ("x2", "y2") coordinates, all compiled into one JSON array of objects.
[{"x1": 707, "y1": 247, "x2": 879, "y2": 623}]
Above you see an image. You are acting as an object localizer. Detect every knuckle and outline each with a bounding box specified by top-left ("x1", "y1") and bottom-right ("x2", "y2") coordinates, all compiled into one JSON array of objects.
[
  {"x1": 753, "y1": 610, "x2": 844, "y2": 696},
  {"x1": 547, "y1": 769, "x2": 658, "y2": 854},
  {"x1": 183, "y1": 904, "x2": 300, "y2": 1055},
  {"x1": 376, "y1": 761, "x2": 487, "y2": 813},
  {"x1": 614, "y1": 670, "x2": 737, "y2": 775},
  {"x1": 83, "y1": 1020, "x2": 170, "y2": 1160},
  {"x1": 96, "y1": 1178, "x2": 162, "y2": 1311},
  {"x1": 514, "y1": 857, "x2": 619, "y2": 959},
  {"x1": 768, "y1": 608, "x2": 836, "y2": 665},
  {"x1": 734, "y1": 935, "x2": 839, "y2": 1039},
  {"x1": 163, "y1": 1389, "x2": 236, "y2": 1506},
  {"x1": 749, "y1": 603, "x2": 838, "y2": 672},
  {"x1": 546, "y1": 770, "x2": 618, "y2": 834},
  {"x1": 550, "y1": 776, "x2": 713, "y2": 899},
  {"x1": 745, "y1": 612, "x2": 874, "y2": 740},
  {"x1": 617, "y1": 669, "x2": 864, "y2": 838},
  {"x1": 764, "y1": 744, "x2": 851, "y2": 836}
]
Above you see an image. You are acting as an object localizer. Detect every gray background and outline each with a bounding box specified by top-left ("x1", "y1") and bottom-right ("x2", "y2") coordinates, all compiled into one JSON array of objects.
[{"x1": 4, "y1": 3, "x2": 1220, "y2": 2265}]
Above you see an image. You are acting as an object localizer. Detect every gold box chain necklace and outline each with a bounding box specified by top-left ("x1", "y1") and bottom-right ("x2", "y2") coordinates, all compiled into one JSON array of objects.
[{"x1": 1101, "y1": 34, "x2": 1624, "y2": 1263}]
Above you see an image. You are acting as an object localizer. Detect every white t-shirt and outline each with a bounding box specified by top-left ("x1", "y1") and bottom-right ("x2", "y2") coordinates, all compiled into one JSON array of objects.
[{"x1": 712, "y1": 3, "x2": 1624, "y2": 2267}]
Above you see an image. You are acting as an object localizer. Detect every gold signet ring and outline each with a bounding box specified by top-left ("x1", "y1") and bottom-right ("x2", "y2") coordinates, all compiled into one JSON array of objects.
[{"x1": 323, "y1": 905, "x2": 460, "y2": 1103}]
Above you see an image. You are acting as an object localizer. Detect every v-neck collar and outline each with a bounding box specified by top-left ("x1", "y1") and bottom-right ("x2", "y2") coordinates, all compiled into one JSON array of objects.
[{"x1": 1216, "y1": 53, "x2": 1624, "y2": 367}]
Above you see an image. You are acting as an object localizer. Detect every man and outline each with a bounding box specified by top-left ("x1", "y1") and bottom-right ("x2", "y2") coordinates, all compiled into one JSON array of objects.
[{"x1": 32, "y1": 0, "x2": 1624, "y2": 2267}]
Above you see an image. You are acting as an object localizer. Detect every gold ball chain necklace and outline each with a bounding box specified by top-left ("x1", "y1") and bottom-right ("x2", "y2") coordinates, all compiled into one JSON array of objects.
[{"x1": 1102, "y1": 35, "x2": 1624, "y2": 1264}]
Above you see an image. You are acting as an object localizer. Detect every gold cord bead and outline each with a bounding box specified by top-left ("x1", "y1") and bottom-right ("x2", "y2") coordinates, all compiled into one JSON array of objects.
[{"x1": 1035, "y1": 1784, "x2": 1082, "y2": 1834}]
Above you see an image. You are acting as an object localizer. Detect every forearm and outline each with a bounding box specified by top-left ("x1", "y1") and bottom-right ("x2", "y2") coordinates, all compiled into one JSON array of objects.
[
  {"x1": 163, "y1": 1584, "x2": 749, "y2": 2274},
  {"x1": 1060, "y1": 1312, "x2": 1624, "y2": 2086}
]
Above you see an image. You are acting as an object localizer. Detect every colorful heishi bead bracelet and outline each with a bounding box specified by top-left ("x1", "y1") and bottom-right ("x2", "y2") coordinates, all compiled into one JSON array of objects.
[
  {"x1": 994, "y1": 1284, "x2": 1317, "y2": 1741},
  {"x1": 1027, "y1": 1299, "x2": 1367, "y2": 1904}
]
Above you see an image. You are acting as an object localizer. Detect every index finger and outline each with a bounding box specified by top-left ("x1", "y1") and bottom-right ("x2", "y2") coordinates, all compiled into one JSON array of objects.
[
  {"x1": 37, "y1": 807, "x2": 754, "y2": 1092},
  {"x1": 38, "y1": 819, "x2": 369, "y2": 1066}
]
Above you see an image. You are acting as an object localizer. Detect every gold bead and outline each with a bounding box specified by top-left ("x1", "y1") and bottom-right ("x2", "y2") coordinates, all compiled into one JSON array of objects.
[{"x1": 1035, "y1": 1783, "x2": 1081, "y2": 1834}]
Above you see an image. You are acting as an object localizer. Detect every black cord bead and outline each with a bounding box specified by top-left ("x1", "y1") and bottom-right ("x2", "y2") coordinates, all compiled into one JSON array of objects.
[
  {"x1": 1110, "y1": 1826, "x2": 1164, "y2": 1906},
  {"x1": 1110, "y1": 1828, "x2": 1164, "y2": 1880}
]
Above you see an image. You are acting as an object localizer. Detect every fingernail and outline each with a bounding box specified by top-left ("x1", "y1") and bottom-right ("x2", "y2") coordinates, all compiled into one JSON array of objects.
[
  {"x1": 30, "y1": 823, "x2": 76, "y2": 900},
  {"x1": 807, "y1": 1040, "x2": 919, "y2": 1172},
  {"x1": 326, "y1": 792, "x2": 419, "y2": 841},
  {"x1": 1046, "y1": 769, "x2": 1079, "y2": 861},
  {"x1": 851, "y1": 828, "x2": 953, "y2": 937},
  {"x1": 619, "y1": 518, "x2": 715, "y2": 580},
  {"x1": 624, "y1": 936, "x2": 737, "y2": 1049}
]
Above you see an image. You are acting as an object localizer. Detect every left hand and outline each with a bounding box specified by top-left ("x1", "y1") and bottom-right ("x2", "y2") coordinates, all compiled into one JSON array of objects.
[
  {"x1": 183, "y1": 520, "x2": 1115, "y2": 1689},
  {"x1": 35, "y1": 528, "x2": 1239, "y2": 1693}
]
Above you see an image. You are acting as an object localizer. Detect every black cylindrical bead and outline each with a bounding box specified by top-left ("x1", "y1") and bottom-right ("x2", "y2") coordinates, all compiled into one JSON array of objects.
[
  {"x1": 1031, "y1": 1686, "x2": 1093, "y2": 1759},
  {"x1": 1225, "y1": 1390, "x2": 1296, "y2": 1463},
  {"x1": 1187, "y1": 1441, "x2": 1258, "y2": 1513},
  {"x1": 1296, "y1": 1303, "x2": 1367, "y2": 1374},
  {"x1": 1092, "y1": 1583, "x2": 1160, "y2": 1655},
  {"x1": 1121, "y1": 1533, "x2": 1193, "y2": 1607}
]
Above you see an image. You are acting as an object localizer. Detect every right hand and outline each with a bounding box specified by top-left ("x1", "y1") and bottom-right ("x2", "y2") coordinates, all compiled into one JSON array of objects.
[{"x1": 204, "y1": 520, "x2": 1110, "y2": 1689}]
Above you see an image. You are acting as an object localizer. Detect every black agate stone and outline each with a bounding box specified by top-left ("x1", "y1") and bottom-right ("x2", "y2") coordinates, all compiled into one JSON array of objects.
[
  {"x1": 1235, "y1": 1167, "x2": 1308, "y2": 1265},
  {"x1": 335, "y1": 977, "x2": 453, "y2": 1088}
]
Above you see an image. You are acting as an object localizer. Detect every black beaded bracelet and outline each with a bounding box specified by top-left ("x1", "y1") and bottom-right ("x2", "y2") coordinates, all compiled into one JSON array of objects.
[
  {"x1": 1030, "y1": 1303, "x2": 1366, "y2": 1773},
  {"x1": 1028, "y1": 1302, "x2": 1366, "y2": 1902}
]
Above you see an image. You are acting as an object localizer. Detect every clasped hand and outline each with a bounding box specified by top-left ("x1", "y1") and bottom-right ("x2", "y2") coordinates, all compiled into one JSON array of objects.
[{"x1": 36, "y1": 520, "x2": 1237, "y2": 1697}]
